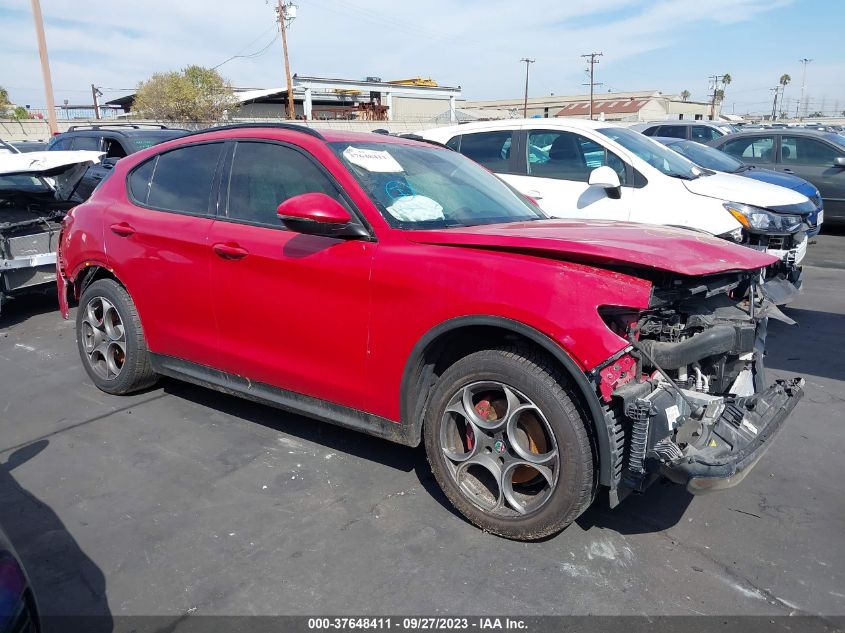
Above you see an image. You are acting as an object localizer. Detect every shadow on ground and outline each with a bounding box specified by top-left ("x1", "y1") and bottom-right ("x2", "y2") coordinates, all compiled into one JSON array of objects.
[
  {"x1": 0, "y1": 440, "x2": 113, "y2": 632},
  {"x1": 0, "y1": 293, "x2": 60, "y2": 330},
  {"x1": 767, "y1": 308, "x2": 844, "y2": 382},
  {"x1": 167, "y1": 380, "x2": 420, "y2": 474}
]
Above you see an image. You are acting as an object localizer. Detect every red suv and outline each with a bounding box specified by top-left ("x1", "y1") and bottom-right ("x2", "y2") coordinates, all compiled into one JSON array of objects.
[{"x1": 57, "y1": 124, "x2": 803, "y2": 540}]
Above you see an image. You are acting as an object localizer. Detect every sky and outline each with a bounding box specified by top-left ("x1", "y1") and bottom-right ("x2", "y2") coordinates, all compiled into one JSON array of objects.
[{"x1": 1, "y1": 0, "x2": 843, "y2": 117}]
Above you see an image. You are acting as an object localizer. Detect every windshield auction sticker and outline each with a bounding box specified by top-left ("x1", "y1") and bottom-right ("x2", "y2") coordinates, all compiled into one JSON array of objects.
[{"x1": 343, "y1": 147, "x2": 404, "y2": 172}]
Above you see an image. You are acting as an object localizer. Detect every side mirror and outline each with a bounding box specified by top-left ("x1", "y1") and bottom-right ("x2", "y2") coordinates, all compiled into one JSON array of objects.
[
  {"x1": 833, "y1": 157, "x2": 845, "y2": 168},
  {"x1": 588, "y1": 166, "x2": 622, "y2": 199},
  {"x1": 277, "y1": 192, "x2": 369, "y2": 239}
]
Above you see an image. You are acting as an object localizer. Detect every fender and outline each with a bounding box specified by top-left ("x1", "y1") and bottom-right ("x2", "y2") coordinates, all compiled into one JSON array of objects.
[{"x1": 400, "y1": 315, "x2": 615, "y2": 487}]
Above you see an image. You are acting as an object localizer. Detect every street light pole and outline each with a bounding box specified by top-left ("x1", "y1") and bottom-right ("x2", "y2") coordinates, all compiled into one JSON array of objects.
[
  {"x1": 30, "y1": 0, "x2": 58, "y2": 135},
  {"x1": 797, "y1": 58, "x2": 813, "y2": 121},
  {"x1": 277, "y1": 0, "x2": 297, "y2": 120},
  {"x1": 520, "y1": 58, "x2": 534, "y2": 118}
]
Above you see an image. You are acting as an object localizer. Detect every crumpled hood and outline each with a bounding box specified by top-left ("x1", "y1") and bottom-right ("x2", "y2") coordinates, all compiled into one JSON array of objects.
[
  {"x1": 404, "y1": 219, "x2": 777, "y2": 276},
  {"x1": 682, "y1": 171, "x2": 809, "y2": 208},
  {"x1": 0, "y1": 150, "x2": 103, "y2": 199}
]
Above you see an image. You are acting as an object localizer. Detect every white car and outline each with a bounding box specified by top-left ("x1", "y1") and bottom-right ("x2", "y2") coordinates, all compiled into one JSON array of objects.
[{"x1": 417, "y1": 119, "x2": 814, "y2": 300}]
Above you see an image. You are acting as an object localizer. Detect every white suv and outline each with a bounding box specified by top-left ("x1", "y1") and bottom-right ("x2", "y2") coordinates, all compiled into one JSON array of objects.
[{"x1": 418, "y1": 119, "x2": 814, "y2": 299}]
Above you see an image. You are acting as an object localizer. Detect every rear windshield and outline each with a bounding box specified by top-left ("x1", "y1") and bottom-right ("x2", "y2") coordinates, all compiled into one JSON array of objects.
[
  {"x1": 329, "y1": 141, "x2": 544, "y2": 229},
  {"x1": 128, "y1": 131, "x2": 187, "y2": 151}
]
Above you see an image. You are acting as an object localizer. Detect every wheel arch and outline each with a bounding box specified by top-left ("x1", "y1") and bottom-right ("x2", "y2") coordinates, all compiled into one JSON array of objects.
[
  {"x1": 73, "y1": 264, "x2": 126, "y2": 299},
  {"x1": 400, "y1": 315, "x2": 614, "y2": 487}
]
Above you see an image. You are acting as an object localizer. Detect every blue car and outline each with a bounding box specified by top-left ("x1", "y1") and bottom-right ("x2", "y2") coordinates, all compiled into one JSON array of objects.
[{"x1": 654, "y1": 137, "x2": 823, "y2": 237}]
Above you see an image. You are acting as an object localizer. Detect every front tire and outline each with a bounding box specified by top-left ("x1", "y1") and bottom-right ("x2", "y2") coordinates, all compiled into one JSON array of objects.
[
  {"x1": 424, "y1": 346, "x2": 595, "y2": 540},
  {"x1": 76, "y1": 279, "x2": 158, "y2": 395}
]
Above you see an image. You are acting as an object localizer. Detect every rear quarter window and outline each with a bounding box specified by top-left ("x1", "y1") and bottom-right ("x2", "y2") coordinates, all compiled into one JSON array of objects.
[{"x1": 130, "y1": 142, "x2": 223, "y2": 215}]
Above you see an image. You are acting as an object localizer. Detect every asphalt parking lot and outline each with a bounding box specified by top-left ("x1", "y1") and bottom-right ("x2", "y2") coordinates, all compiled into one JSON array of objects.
[{"x1": 0, "y1": 230, "x2": 843, "y2": 621}]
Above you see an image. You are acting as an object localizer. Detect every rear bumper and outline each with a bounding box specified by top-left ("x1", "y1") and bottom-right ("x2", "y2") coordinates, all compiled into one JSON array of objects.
[{"x1": 660, "y1": 378, "x2": 804, "y2": 494}]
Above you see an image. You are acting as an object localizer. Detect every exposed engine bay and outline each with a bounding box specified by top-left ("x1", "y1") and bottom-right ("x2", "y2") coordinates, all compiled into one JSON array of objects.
[
  {"x1": 0, "y1": 189, "x2": 75, "y2": 310},
  {"x1": 598, "y1": 271, "x2": 803, "y2": 499},
  {"x1": 0, "y1": 150, "x2": 101, "y2": 313}
]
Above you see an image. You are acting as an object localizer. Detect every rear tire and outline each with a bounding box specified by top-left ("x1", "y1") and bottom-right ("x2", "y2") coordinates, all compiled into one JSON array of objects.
[
  {"x1": 76, "y1": 279, "x2": 158, "y2": 395},
  {"x1": 423, "y1": 346, "x2": 595, "y2": 540}
]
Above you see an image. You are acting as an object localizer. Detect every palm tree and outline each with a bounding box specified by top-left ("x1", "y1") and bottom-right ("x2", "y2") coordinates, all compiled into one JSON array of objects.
[
  {"x1": 680, "y1": 89, "x2": 691, "y2": 101},
  {"x1": 779, "y1": 73, "x2": 791, "y2": 88}
]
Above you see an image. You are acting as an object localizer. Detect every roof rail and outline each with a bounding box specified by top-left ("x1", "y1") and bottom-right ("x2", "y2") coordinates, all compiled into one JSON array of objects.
[
  {"x1": 182, "y1": 123, "x2": 324, "y2": 140},
  {"x1": 66, "y1": 123, "x2": 170, "y2": 131}
]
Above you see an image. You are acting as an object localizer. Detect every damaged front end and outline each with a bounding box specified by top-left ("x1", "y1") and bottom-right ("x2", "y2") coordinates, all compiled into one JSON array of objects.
[
  {"x1": 0, "y1": 151, "x2": 101, "y2": 313},
  {"x1": 596, "y1": 271, "x2": 803, "y2": 500}
]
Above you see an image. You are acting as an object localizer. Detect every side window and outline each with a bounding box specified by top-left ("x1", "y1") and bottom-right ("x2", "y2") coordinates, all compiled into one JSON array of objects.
[
  {"x1": 48, "y1": 136, "x2": 69, "y2": 150},
  {"x1": 128, "y1": 158, "x2": 157, "y2": 205},
  {"x1": 445, "y1": 135, "x2": 461, "y2": 152},
  {"x1": 721, "y1": 136, "x2": 775, "y2": 163},
  {"x1": 70, "y1": 136, "x2": 102, "y2": 151},
  {"x1": 657, "y1": 125, "x2": 687, "y2": 139},
  {"x1": 781, "y1": 136, "x2": 840, "y2": 165},
  {"x1": 691, "y1": 126, "x2": 721, "y2": 142},
  {"x1": 641, "y1": 126, "x2": 660, "y2": 136},
  {"x1": 528, "y1": 130, "x2": 627, "y2": 184},
  {"x1": 455, "y1": 131, "x2": 513, "y2": 172},
  {"x1": 103, "y1": 138, "x2": 128, "y2": 159},
  {"x1": 146, "y1": 143, "x2": 223, "y2": 215},
  {"x1": 226, "y1": 142, "x2": 343, "y2": 227}
]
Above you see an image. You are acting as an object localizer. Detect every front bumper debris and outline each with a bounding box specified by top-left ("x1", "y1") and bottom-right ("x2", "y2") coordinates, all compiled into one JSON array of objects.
[{"x1": 660, "y1": 378, "x2": 804, "y2": 493}]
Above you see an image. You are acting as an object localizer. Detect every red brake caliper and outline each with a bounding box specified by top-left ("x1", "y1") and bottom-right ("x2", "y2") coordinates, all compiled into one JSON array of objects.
[{"x1": 468, "y1": 399, "x2": 494, "y2": 450}]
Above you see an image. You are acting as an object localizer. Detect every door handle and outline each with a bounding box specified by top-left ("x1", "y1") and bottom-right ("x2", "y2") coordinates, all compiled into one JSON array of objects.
[
  {"x1": 110, "y1": 222, "x2": 135, "y2": 237},
  {"x1": 212, "y1": 242, "x2": 249, "y2": 260}
]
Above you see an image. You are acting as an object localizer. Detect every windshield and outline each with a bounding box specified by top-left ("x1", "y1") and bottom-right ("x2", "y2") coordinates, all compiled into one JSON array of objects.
[
  {"x1": 666, "y1": 140, "x2": 745, "y2": 173},
  {"x1": 598, "y1": 127, "x2": 703, "y2": 179},
  {"x1": 330, "y1": 141, "x2": 544, "y2": 229}
]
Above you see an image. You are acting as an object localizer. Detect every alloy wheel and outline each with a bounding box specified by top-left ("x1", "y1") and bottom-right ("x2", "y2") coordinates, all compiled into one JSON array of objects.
[
  {"x1": 80, "y1": 296, "x2": 126, "y2": 380},
  {"x1": 439, "y1": 381, "x2": 560, "y2": 517}
]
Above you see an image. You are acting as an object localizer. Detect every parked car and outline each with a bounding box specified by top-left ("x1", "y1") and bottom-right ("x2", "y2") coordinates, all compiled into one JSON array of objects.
[
  {"x1": 47, "y1": 124, "x2": 187, "y2": 200},
  {"x1": 709, "y1": 129, "x2": 845, "y2": 224},
  {"x1": 10, "y1": 141, "x2": 47, "y2": 154},
  {"x1": 629, "y1": 120, "x2": 736, "y2": 143},
  {"x1": 418, "y1": 120, "x2": 813, "y2": 301},
  {"x1": 57, "y1": 123, "x2": 803, "y2": 540},
  {"x1": 0, "y1": 150, "x2": 103, "y2": 315},
  {"x1": 654, "y1": 136, "x2": 823, "y2": 237},
  {"x1": 0, "y1": 525, "x2": 40, "y2": 633}
]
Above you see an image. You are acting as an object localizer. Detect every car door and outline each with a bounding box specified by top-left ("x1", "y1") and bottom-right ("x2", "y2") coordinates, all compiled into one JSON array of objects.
[
  {"x1": 718, "y1": 134, "x2": 777, "y2": 169},
  {"x1": 778, "y1": 135, "x2": 845, "y2": 218},
  {"x1": 105, "y1": 141, "x2": 223, "y2": 367},
  {"x1": 207, "y1": 139, "x2": 376, "y2": 411},
  {"x1": 505, "y1": 128, "x2": 632, "y2": 220}
]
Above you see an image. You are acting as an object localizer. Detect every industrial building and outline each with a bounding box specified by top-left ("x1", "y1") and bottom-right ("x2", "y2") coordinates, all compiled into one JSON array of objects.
[
  {"x1": 106, "y1": 75, "x2": 462, "y2": 123},
  {"x1": 464, "y1": 90, "x2": 720, "y2": 122}
]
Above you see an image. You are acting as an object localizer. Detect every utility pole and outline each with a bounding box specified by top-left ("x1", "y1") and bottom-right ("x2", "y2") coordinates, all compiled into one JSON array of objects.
[
  {"x1": 770, "y1": 86, "x2": 780, "y2": 121},
  {"x1": 708, "y1": 75, "x2": 726, "y2": 120},
  {"x1": 277, "y1": 0, "x2": 297, "y2": 120},
  {"x1": 580, "y1": 52, "x2": 603, "y2": 120},
  {"x1": 30, "y1": 0, "x2": 58, "y2": 135},
  {"x1": 520, "y1": 58, "x2": 534, "y2": 118},
  {"x1": 797, "y1": 58, "x2": 812, "y2": 120},
  {"x1": 91, "y1": 84, "x2": 102, "y2": 120}
]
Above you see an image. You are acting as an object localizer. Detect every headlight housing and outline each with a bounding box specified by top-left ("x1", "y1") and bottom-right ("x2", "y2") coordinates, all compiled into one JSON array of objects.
[{"x1": 724, "y1": 202, "x2": 802, "y2": 234}]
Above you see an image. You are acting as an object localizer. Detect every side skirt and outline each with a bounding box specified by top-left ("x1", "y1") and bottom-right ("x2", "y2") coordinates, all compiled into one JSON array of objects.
[{"x1": 149, "y1": 354, "x2": 417, "y2": 447}]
